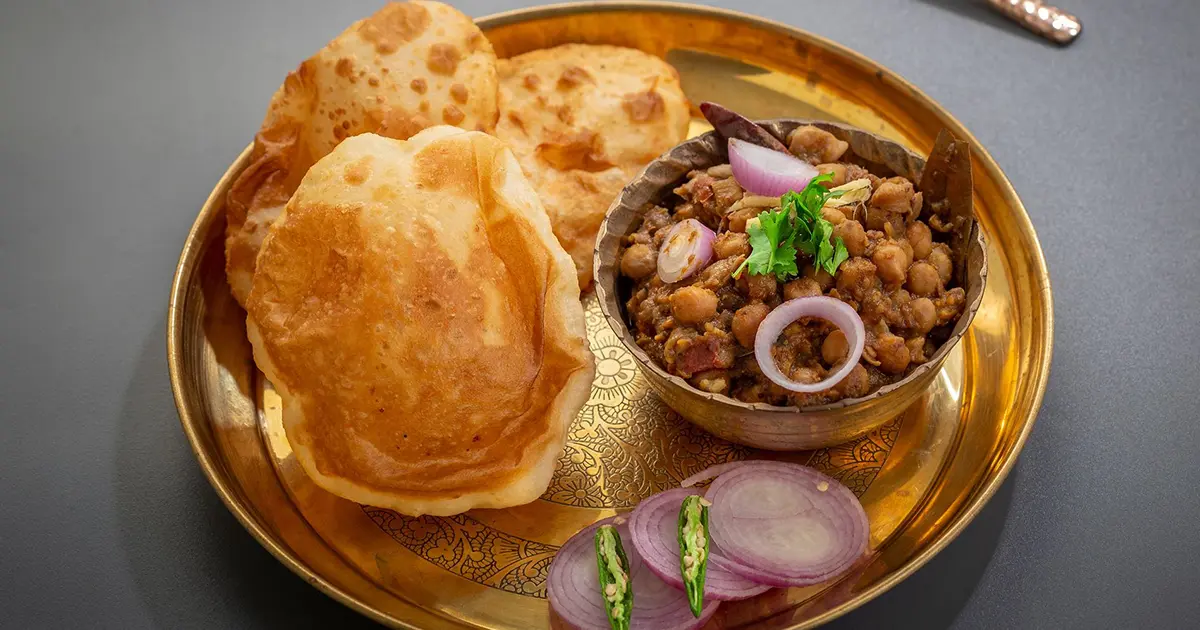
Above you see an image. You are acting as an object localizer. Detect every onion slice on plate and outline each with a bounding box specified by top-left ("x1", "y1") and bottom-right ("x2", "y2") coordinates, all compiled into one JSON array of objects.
[
  {"x1": 754, "y1": 297, "x2": 865, "y2": 393},
  {"x1": 705, "y1": 461, "x2": 869, "y2": 587},
  {"x1": 680, "y1": 462, "x2": 750, "y2": 488},
  {"x1": 728, "y1": 137, "x2": 819, "y2": 197},
  {"x1": 548, "y1": 517, "x2": 719, "y2": 630},
  {"x1": 657, "y1": 218, "x2": 715, "y2": 284},
  {"x1": 629, "y1": 488, "x2": 773, "y2": 601}
]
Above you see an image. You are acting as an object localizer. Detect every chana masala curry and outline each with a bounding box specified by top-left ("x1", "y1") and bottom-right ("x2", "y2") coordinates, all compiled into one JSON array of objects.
[{"x1": 619, "y1": 123, "x2": 968, "y2": 407}]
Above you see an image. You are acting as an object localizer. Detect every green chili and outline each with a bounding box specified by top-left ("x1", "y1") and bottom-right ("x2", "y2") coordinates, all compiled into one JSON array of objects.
[
  {"x1": 678, "y1": 495, "x2": 710, "y2": 617},
  {"x1": 594, "y1": 524, "x2": 633, "y2": 630}
]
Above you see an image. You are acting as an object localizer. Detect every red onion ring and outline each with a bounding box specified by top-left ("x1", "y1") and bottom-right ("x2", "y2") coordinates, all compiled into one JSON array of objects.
[
  {"x1": 728, "y1": 137, "x2": 819, "y2": 197},
  {"x1": 656, "y1": 218, "x2": 715, "y2": 284},
  {"x1": 705, "y1": 462, "x2": 869, "y2": 587},
  {"x1": 753, "y1": 296, "x2": 866, "y2": 393},
  {"x1": 629, "y1": 488, "x2": 774, "y2": 601},
  {"x1": 680, "y1": 462, "x2": 750, "y2": 488},
  {"x1": 548, "y1": 517, "x2": 719, "y2": 630}
]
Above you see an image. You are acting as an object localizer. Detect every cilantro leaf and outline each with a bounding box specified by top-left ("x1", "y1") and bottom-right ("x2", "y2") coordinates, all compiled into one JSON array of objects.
[
  {"x1": 772, "y1": 237, "x2": 800, "y2": 281},
  {"x1": 786, "y1": 174, "x2": 850, "y2": 276},
  {"x1": 825, "y1": 237, "x2": 850, "y2": 276},
  {"x1": 732, "y1": 172, "x2": 853, "y2": 282},
  {"x1": 733, "y1": 217, "x2": 773, "y2": 279},
  {"x1": 733, "y1": 207, "x2": 799, "y2": 280}
]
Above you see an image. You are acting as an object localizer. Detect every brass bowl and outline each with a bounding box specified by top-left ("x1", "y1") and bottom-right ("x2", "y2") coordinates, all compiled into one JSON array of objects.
[{"x1": 595, "y1": 120, "x2": 988, "y2": 450}]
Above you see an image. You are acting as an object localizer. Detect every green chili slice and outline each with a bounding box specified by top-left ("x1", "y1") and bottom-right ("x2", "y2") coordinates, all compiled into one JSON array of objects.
[
  {"x1": 677, "y1": 495, "x2": 710, "y2": 617},
  {"x1": 594, "y1": 524, "x2": 633, "y2": 630}
]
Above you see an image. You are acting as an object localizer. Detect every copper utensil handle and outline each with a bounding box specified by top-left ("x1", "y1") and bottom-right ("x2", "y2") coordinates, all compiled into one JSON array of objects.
[{"x1": 986, "y1": 0, "x2": 1082, "y2": 45}]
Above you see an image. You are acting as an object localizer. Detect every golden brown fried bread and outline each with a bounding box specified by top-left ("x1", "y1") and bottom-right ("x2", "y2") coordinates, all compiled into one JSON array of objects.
[
  {"x1": 245, "y1": 128, "x2": 594, "y2": 516},
  {"x1": 495, "y1": 44, "x2": 690, "y2": 288},
  {"x1": 226, "y1": 1, "x2": 500, "y2": 307}
]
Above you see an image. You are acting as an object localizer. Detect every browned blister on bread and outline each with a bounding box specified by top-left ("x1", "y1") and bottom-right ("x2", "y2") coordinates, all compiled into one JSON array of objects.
[
  {"x1": 225, "y1": 1, "x2": 500, "y2": 306},
  {"x1": 495, "y1": 44, "x2": 690, "y2": 289}
]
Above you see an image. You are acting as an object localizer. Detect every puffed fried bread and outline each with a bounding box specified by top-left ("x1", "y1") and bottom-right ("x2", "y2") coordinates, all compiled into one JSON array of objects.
[
  {"x1": 226, "y1": 1, "x2": 500, "y2": 307},
  {"x1": 495, "y1": 44, "x2": 690, "y2": 288},
  {"x1": 245, "y1": 128, "x2": 594, "y2": 516}
]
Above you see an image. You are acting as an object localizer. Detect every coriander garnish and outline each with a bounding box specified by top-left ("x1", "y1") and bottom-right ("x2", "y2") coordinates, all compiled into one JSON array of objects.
[{"x1": 732, "y1": 173, "x2": 850, "y2": 281}]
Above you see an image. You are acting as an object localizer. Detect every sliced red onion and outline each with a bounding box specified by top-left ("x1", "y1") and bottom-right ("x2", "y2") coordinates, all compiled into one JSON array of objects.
[
  {"x1": 657, "y1": 218, "x2": 715, "y2": 284},
  {"x1": 705, "y1": 461, "x2": 869, "y2": 587},
  {"x1": 629, "y1": 488, "x2": 774, "y2": 601},
  {"x1": 680, "y1": 462, "x2": 750, "y2": 488},
  {"x1": 548, "y1": 517, "x2": 719, "y2": 630},
  {"x1": 728, "y1": 137, "x2": 820, "y2": 197},
  {"x1": 699, "y1": 102, "x2": 789, "y2": 152},
  {"x1": 753, "y1": 296, "x2": 865, "y2": 394}
]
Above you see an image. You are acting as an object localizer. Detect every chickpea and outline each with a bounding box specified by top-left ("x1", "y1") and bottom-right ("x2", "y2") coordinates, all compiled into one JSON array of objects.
[
  {"x1": 620, "y1": 243, "x2": 657, "y2": 279},
  {"x1": 803, "y1": 264, "x2": 835, "y2": 291},
  {"x1": 865, "y1": 207, "x2": 907, "y2": 238},
  {"x1": 906, "y1": 261, "x2": 940, "y2": 297},
  {"x1": 732, "y1": 302, "x2": 771, "y2": 347},
  {"x1": 864, "y1": 205, "x2": 888, "y2": 232},
  {"x1": 790, "y1": 366, "x2": 822, "y2": 384},
  {"x1": 929, "y1": 244, "x2": 953, "y2": 284},
  {"x1": 873, "y1": 333, "x2": 911, "y2": 374},
  {"x1": 910, "y1": 297, "x2": 936, "y2": 334},
  {"x1": 835, "y1": 257, "x2": 878, "y2": 299},
  {"x1": 872, "y1": 243, "x2": 909, "y2": 285},
  {"x1": 788, "y1": 126, "x2": 850, "y2": 164},
  {"x1": 816, "y1": 163, "x2": 848, "y2": 187},
  {"x1": 712, "y1": 231, "x2": 750, "y2": 259},
  {"x1": 907, "y1": 221, "x2": 933, "y2": 260},
  {"x1": 898, "y1": 238, "x2": 914, "y2": 262},
  {"x1": 834, "y1": 220, "x2": 868, "y2": 257},
  {"x1": 783, "y1": 277, "x2": 822, "y2": 300},
  {"x1": 836, "y1": 205, "x2": 859, "y2": 222},
  {"x1": 836, "y1": 363, "x2": 870, "y2": 398},
  {"x1": 869, "y1": 179, "x2": 915, "y2": 215},
  {"x1": 821, "y1": 330, "x2": 849, "y2": 365},
  {"x1": 738, "y1": 272, "x2": 777, "y2": 301},
  {"x1": 669, "y1": 286, "x2": 718, "y2": 324},
  {"x1": 821, "y1": 207, "x2": 846, "y2": 225},
  {"x1": 906, "y1": 337, "x2": 927, "y2": 363}
]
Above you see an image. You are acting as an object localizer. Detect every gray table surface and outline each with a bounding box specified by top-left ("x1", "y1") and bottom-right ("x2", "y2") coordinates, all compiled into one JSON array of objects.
[{"x1": 3, "y1": 0, "x2": 1199, "y2": 628}]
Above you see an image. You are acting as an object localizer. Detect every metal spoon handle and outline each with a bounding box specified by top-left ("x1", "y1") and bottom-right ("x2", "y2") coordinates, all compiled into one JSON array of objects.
[{"x1": 986, "y1": 0, "x2": 1082, "y2": 45}]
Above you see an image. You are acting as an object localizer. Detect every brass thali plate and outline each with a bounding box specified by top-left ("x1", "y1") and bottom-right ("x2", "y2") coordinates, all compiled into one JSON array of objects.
[{"x1": 167, "y1": 2, "x2": 1054, "y2": 628}]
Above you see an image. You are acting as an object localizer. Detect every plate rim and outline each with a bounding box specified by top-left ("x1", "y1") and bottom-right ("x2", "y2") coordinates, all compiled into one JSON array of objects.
[{"x1": 167, "y1": 2, "x2": 1054, "y2": 628}]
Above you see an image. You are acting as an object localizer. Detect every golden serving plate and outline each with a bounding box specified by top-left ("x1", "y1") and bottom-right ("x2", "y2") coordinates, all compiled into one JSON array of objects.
[{"x1": 167, "y1": 2, "x2": 1053, "y2": 628}]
